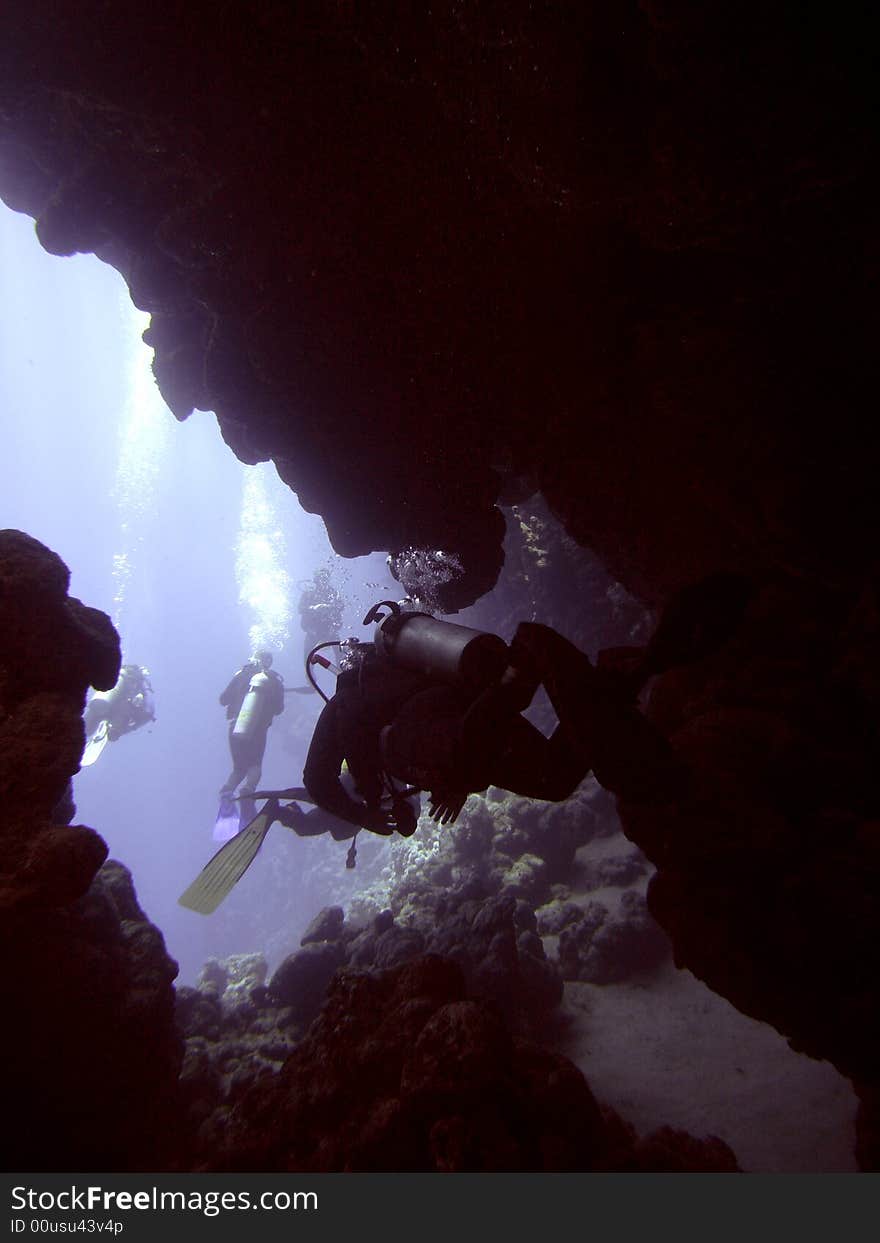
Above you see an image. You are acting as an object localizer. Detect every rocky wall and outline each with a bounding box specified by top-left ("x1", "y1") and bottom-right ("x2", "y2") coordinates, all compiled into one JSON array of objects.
[
  {"x1": 179, "y1": 953, "x2": 739, "y2": 1173},
  {"x1": 617, "y1": 571, "x2": 880, "y2": 1167},
  {"x1": 0, "y1": 530, "x2": 183, "y2": 1170}
]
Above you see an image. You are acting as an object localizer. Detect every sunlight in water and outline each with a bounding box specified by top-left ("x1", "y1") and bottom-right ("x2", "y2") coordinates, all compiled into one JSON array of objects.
[
  {"x1": 110, "y1": 301, "x2": 170, "y2": 631},
  {"x1": 236, "y1": 462, "x2": 292, "y2": 654}
]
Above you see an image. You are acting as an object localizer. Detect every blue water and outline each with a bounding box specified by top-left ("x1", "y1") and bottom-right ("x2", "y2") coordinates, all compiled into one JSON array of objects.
[{"x1": 0, "y1": 202, "x2": 392, "y2": 981}]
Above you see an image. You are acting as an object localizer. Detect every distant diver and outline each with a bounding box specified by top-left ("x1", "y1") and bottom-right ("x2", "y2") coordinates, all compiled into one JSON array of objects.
[
  {"x1": 216, "y1": 649, "x2": 285, "y2": 836},
  {"x1": 81, "y1": 663, "x2": 155, "y2": 766},
  {"x1": 298, "y1": 566, "x2": 344, "y2": 664}
]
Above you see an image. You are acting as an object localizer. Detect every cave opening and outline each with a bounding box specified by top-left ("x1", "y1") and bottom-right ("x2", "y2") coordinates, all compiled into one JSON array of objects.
[{"x1": 0, "y1": 200, "x2": 396, "y2": 983}]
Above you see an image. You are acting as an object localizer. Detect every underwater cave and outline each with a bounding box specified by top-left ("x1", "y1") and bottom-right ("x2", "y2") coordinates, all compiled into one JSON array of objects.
[{"x1": 0, "y1": 1, "x2": 877, "y2": 1176}]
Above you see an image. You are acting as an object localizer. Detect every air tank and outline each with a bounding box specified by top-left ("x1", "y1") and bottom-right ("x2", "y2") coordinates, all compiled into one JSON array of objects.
[
  {"x1": 373, "y1": 612, "x2": 509, "y2": 689},
  {"x1": 232, "y1": 670, "x2": 274, "y2": 740}
]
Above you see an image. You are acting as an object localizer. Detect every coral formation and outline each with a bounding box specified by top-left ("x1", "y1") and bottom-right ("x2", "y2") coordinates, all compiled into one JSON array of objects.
[
  {"x1": 179, "y1": 954, "x2": 739, "y2": 1173},
  {"x1": 0, "y1": 530, "x2": 183, "y2": 1171}
]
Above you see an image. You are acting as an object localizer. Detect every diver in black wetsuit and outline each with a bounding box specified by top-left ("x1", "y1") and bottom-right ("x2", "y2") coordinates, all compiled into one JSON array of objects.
[
  {"x1": 301, "y1": 573, "x2": 755, "y2": 835},
  {"x1": 302, "y1": 644, "x2": 437, "y2": 835},
  {"x1": 300, "y1": 621, "x2": 676, "y2": 834}
]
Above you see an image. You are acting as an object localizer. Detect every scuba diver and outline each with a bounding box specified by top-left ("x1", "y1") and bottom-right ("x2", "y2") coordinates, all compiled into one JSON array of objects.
[
  {"x1": 181, "y1": 644, "x2": 422, "y2": 913},
  {"x1": 82, "y1": 664, "x2": 155, "y2": 765},
  {"x1": 218, "y1": 649, "x2": 285, "y2": 829},
  {"x1": 298, "y1": 610, "x2": 647, "y2": 835},
  {"x1": 300, "y1": 572, "x2": 756, "y2": 834},
  {"x1": 178, "y1": 573, "x2": 755, "y2": 915},
  {"x1": 298, "y1": 567, "x2": 345, "y2": 664}
]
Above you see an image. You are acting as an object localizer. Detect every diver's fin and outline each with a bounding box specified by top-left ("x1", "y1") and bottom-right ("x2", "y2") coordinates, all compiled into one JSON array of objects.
[
  {"x1": 81, "y1": 719, "x2": 110, "y2": 767},
  {"x1": 178, "y1": 799, "x2": 279, "y2": 915},
  {"x1": 213, "y1": 795, "x2": 240, "y2": 843}
]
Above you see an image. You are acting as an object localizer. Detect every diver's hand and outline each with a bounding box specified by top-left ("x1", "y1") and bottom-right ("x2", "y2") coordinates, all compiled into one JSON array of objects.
[
  {"x1": 362, "y1": 807, "x2": 395, "y2": 836},
  {"x1": 428, "y1": 790, "x2": 467, "y2": 826},
  {"x1": 390, "y1": 797, "x2": 418, "y2": 837},
  {"x1": 275, "y1": 801, "x2": 304, "y2": 830}
]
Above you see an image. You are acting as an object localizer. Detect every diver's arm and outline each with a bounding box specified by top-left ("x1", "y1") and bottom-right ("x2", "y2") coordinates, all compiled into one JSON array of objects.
[
  {"x1": 219, "y1": 664, "x2": 255, "y2": 707},
  {"x1": 221, "y1": 676, "x2": 242, "y2": 706},
  {"x1": 303, "y1": 697, "x2": 371, "y2": 826}
]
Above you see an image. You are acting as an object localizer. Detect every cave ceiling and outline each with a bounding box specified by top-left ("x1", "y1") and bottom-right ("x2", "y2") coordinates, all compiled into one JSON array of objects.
[{"x1": 0, "y1": 2, "x2": 875, "y2": 607}]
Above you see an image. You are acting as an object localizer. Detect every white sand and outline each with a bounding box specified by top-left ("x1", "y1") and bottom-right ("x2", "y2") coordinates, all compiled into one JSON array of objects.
[
  {"x1": 556, "y1": 960, "x2": 858, "y2": 1173},
  {"x1": 542, "y1": 828, "x2": 859, "y2": 1173}
]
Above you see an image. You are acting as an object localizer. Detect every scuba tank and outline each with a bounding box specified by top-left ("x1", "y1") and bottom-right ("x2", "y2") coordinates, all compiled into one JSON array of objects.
[
  {"x1": 366, "y1": 601, "x2": 509, "y2": 691},
  {"x1": 232, "y1": 670, "x2": 276, "y2": 740},
  {"x1": 85, "y1": 665, "x2": 141, "y2": 737},
  {"x1": 101, "y1": 671, "x2": 130, "y2": 713}
]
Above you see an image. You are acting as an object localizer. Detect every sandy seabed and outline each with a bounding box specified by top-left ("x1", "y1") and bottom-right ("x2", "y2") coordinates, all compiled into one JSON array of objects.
[
  {"x1": 557, "y1": 959, "x2": 857, "y2": 1173},
  {"x1": 542, "y1": 826, "x2": 858, "y2": 1174}
]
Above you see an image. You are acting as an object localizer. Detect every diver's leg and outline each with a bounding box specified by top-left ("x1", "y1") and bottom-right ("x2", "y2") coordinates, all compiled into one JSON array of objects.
[
  {"x1": 220, "y1": 725, "x2": 241, "y2": 795},
  {"x1": 240, "y1": 755, "x2": 263, "y2": 799},
  {"x1": 237, "y1": 755, "x2": 261, "y2": 825},
  {"x1": 277, "y1": 803, "x2": 358, "y2": 841},
  {"x1": 220, "y1": 730, "x2": 250, "y2": 797},
  {"x1": 510, "y1": 622, "x2": 685, "y2": 802},
  {"x1": 220, "y1": 760, "x2": 244, "y2": 797},
  {"x1": 237, "y1": 746, "x2": 265, "y2": 824},
  {"x1": 455, "y1": 670, "x2": 544, "y2": 785},
  {"x1": 488, "y1": 715, "x2": 587, "y2": 801}
]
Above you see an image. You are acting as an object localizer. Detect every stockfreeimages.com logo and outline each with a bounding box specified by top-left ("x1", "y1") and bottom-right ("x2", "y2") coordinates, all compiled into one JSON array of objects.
[{"x1": 11, "y1": 1186, "x2": 318, "y2": 1220}]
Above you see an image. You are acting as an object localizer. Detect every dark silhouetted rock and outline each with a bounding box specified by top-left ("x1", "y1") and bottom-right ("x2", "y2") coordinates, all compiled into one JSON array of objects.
[
  {"x1": 373, "y1": 924, "x2": 426, "y2": 970},
  {"x1": 300, "y1": 905, "x2": 345, "y2": 945},
  {"x1": 268, "y1": 941, "x2": 346, "y2": 1022},
  {"x1": 176, "y1": 986, "x2": 224, "y2": 1042},
  {"x1": 0, "y1": 534, "x2": 181, "y2": 1171},
  {"x1": 558, "y1": 892, "x2": 670, "y2": 984},
  {"x1": 205, "y1": 954, "x2": 736, "y2": 1172}
]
